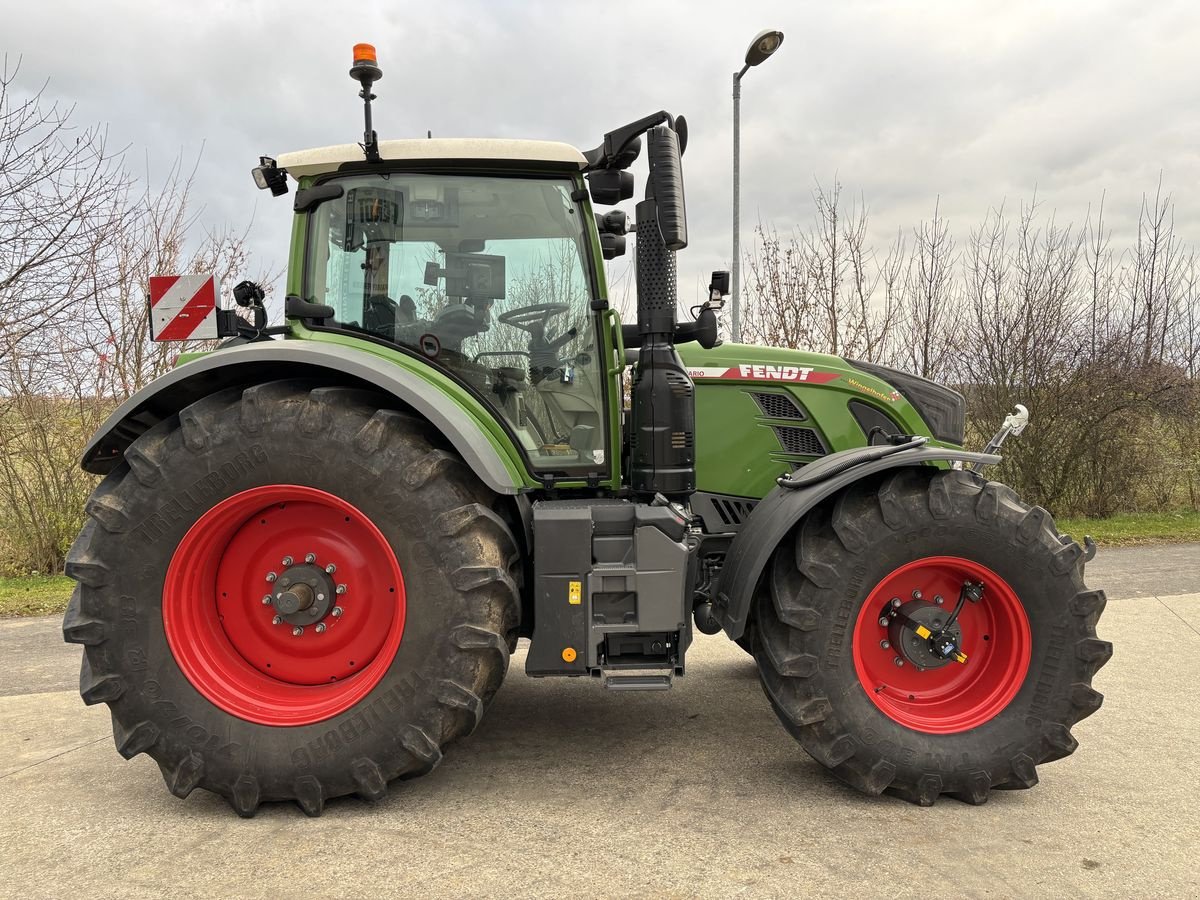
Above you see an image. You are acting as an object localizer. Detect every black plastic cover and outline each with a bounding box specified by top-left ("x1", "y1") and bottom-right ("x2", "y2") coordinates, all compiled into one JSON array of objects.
[
  {"x1": 848, "y1": 360, "x2": 966, "y2": 445},
  {"x1": 646, "y1": 126, "x2": 687, "y2": 251}
]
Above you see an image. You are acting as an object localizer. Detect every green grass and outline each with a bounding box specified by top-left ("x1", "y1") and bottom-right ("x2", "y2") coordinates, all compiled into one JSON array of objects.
[
  {"x1": 0, "y1": 575, "x2": 73, "y2": 617},
  {"x1": 1056, "y1": 509, "x2": 1200, "y2": 547}
]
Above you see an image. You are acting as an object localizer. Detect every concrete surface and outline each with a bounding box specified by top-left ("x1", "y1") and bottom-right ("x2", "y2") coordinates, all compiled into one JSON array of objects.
[{"x1": 1, "y1": 547, "x2": 1197, "y2": 899}]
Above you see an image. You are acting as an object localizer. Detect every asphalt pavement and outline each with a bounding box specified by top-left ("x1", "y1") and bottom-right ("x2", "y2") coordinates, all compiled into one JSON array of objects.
[{"x1": 1, "y1": 543, "x2": 1197, "y2": 899}]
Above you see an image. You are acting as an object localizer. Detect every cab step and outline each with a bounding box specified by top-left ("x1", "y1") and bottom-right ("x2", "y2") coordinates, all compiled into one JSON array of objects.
[{"x1": 601, "y1": 670, "x2": 674, "y2": 691}]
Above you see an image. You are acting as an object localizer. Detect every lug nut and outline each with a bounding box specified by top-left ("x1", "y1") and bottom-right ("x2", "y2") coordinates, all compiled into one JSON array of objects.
[
  {"x1": 934, "y1": 594, "x2": 945, "y2": 606},
  {"x1": 272, "y1": 615, "x2": 282, "y2": 625},
  {"x1": 893, "y1": 657, "x2": 905, "y2": 667},
  {"x1": 912, "y1": 589, "x2": 923, "y2": 601},
  {"x1": 890, "y1": 597, "x2": 901, "y2": 608},
  {"x1": 878, "y1": 616, "x2": 890, "y2": 627},
  {"x1": 325, "y1": 563, "x2": 337, "y2": 574},
  {"x1": 335, "y1": 584, "x2": 347, "y2": 595},
  {"x1": 332, "y1": 606, "x2": 344, "y2": 618},
  {"x1": 292, "y1": 626, "x2": 303, "y2": 637},
  {"x1": 266, "y1": 572, "x2": 277, "y2": 583},
  {"x1": 261, "y1": 594, "x2": 272, "y2": 605},
  {"x1": 305, "y1": 552, "x2": 317, "y2": 563},
  {"x1": 282, "y1": 555, "x2": 294, "y2": 567},
  {"x1": 315, "y1": 623, "x2": 327, "y2": 633},
  {"x1": 880, "y1": 640, "x2": 890, "y2": 649}
]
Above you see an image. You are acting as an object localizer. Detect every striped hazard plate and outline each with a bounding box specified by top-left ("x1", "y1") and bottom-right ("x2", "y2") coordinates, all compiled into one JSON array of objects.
[{"x1": 148, "y1": 274, "x2": 220, "y2": 341}]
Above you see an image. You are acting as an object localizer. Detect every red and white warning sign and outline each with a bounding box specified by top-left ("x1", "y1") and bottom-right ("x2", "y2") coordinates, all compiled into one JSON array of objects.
[{"x1": 148, "y1": 274, "x2": 220, "y2": 341}]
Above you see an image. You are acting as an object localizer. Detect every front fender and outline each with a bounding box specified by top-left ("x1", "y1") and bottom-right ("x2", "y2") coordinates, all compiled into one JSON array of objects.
[
  {"x1": 81, "y1": 340, "x2": 527, "y2": 495},
  {"x1": 713, "y1": 445, "x2": 1001, "y2": 639}
]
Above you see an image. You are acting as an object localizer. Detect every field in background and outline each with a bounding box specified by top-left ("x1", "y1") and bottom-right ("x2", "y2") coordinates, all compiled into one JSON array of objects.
[
  {"x1": 0, "y1": 575, "x2": 73, "y2": 617},
  {"x1": 1058, "y1": 510, "x2": 1200, "y2": 546}
]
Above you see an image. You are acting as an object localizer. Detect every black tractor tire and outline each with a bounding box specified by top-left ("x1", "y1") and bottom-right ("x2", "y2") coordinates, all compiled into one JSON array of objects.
[
  {"x1": 63, "y1": 381, "x2": 520, "y2": 817},
  {"x1": 753, "y1": 468, "x2": 1110, "y2": 806}
]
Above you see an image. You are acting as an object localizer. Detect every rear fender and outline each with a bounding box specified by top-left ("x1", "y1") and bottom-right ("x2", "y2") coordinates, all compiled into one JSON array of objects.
[
  {"x1": 81, "y1": 341, "x2": 526, "y2": 494},
  {"x1": 713, "y1": 446, "x2": 1000, "y2": 639}
]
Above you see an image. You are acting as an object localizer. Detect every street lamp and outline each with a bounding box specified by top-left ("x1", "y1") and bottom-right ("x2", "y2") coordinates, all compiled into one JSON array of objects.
[{"x1": 731, "y1": 28, "x2": 784, "y2": 343}]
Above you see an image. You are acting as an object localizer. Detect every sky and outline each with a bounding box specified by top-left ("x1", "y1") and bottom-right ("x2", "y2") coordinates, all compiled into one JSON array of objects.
[{"x1": 4, "y1": 0, "x2": 1199, "y2": 313}]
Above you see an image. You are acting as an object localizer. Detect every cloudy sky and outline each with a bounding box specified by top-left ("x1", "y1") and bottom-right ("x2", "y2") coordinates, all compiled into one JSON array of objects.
[{"x1": 5, "y1": 0, "x2": 1198, "y2": 310}]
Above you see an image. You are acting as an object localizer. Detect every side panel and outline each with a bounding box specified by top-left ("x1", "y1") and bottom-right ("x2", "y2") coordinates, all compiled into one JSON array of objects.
[
  {"x1": 680, "y1": 343, "x2": 945, "y2": 500},
  {"x1": 81, "y1": 340, "x2": 531, "y2": 494},
  {"x1": 712, "y1": 447, "x2": 1001, "y2": 640}
]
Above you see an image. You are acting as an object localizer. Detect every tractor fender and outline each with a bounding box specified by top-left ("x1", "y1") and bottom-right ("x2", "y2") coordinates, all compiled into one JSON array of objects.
[
  {"x1": 712, "y1": 445, "x2": 1001, "y2": 639},
  {"x1": 80, "y1": 340, "x2": 523, "y2": 494}
]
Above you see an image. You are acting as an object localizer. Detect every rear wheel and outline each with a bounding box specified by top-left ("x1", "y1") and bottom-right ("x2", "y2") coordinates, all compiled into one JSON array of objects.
[
  {"x1": 754, "y1": 468, "x2": 1110, "y2": 805},
  {"x1": 63, "y1": 381, "x2": 520, "y2": 816}
]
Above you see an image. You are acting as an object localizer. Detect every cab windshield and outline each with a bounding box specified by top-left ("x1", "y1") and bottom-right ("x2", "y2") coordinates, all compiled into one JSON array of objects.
[{"x1": 305, "y1": 172, "x2": 606, "y2": 474}]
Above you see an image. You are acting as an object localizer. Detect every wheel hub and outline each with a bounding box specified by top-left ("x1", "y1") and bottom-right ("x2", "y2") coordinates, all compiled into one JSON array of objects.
[
  {"x1": 887, "y1": 601, "x2": 962, "y2": 670},
  {"x1": 268, "y1": 562, "x2": 340, "y2": 627}
]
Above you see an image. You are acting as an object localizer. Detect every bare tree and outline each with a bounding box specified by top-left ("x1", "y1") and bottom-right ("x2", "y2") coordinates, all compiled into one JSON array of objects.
[
  {"x1": 0, "y1": 59, "x2": 132, "y2": 358},
  {"x1": 742, "y1": 180, "x2": 896, "y2": 360},
  {"x1": 895, "y1": 200, "x2": 960, "y2": 381}
]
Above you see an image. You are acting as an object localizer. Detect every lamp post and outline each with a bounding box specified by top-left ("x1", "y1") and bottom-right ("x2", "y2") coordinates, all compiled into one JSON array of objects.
[{"x1": 731, "y1": 28, "x2": 784, "y2": 343}]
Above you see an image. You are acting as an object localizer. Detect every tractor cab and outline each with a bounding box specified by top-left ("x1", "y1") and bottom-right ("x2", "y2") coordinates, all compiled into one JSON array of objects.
[{"x1": 274, "y1": 141, "x2": 612, "y2": 478}]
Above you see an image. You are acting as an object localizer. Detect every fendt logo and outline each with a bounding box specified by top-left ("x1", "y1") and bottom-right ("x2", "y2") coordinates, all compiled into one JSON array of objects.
[
  {"x1": 738, "y1": 364, "x2": 812, "y2": 380},
  {"x1": 686, "y1": 365, "x2": 841, "y2": 385}
]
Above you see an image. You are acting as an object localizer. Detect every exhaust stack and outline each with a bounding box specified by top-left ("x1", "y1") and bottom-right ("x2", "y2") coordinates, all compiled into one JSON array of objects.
[{"x1": 629, "y1": 124, "x2": 695, "y2": 501}]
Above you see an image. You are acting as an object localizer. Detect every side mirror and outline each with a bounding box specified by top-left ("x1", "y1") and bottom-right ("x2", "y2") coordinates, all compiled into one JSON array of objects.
[
  {"x1": 587, "y1": 169, "x2": 634, "y2": 205},
  {"x1": 646, "y1": 125, "x2": 687, "y2": 251},
  {"x1": 600, "y1": 233, "x2": 626, "y2": 260}
]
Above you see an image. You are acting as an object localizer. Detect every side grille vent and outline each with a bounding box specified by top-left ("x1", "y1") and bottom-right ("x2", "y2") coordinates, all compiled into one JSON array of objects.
[
  {"x1": 711, "y1": 496, "x2": 757, "y2": 526},
  {"x1": 750, "y1": 392, "x2": 806, "y2": 420},
  {"x1": 772, "y1": 425, "x2": 827, "y2": 456}
]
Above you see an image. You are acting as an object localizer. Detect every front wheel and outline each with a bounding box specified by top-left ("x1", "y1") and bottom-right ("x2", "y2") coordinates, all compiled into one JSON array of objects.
[{"x1": 754, "y1": 469, "x2": 1111, "y2": 806}]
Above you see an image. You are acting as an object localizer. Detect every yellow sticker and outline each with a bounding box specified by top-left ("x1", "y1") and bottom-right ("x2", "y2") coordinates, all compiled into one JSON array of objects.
[{"x1": 568, "y1": 580, "x2": 582, "y2": 605}]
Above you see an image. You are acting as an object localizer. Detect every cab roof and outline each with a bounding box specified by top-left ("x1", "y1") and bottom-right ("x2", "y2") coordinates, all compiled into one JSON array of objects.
[{"x1": 275, "y1": 139, "x2": 588, "y2": 179}]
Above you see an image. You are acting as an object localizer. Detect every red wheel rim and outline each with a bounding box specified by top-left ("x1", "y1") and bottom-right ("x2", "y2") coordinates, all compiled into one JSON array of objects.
[
  {"x1": 163, "y1": 485, "x2": 406, "y2": 726},
  {"x1": 852, "y1": 556, "x2": 1031, "y2": 734}
]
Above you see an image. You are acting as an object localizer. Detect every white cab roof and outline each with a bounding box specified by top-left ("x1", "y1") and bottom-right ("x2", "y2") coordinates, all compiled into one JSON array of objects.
[{"x1": 276, "y1": 139, "x2": 588, "y2": 178}]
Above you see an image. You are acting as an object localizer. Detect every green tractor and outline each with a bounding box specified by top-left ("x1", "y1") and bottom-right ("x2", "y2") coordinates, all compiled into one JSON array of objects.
[{"x1": 63, "y1": 45, "x2": 1109, "y2": 816}]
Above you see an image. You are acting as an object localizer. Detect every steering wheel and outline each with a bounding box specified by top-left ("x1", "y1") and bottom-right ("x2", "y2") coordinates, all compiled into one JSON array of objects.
[
  {"x1": 497, "y1": 303, "x2": 570, "y2": 335},
  {"x1": 496, "y1": 303, "x2": 577, "y2": 383}
]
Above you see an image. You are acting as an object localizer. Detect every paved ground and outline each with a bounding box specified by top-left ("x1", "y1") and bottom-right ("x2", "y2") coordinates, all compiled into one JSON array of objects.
[{"x1": 1, "y1": 545, "x2": 1197, "y2": 899}]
